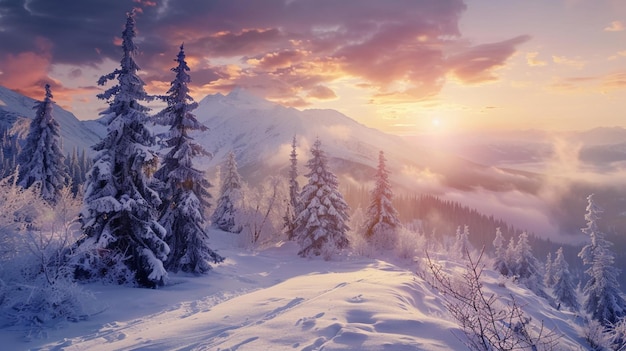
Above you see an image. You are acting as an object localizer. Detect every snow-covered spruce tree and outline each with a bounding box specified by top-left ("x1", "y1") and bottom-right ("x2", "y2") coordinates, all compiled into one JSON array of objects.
[
  {"x1": 294, "y1": 139, "x2": 350, "y2": 258},
  {"x1": 363, "y1": 150, "x2": 400, "y2": 248},
  {"x1": 552, "y1": 247, "x2": 579, "y2": 311},
  {"x1": 211, "y1": 151, "x2": 244, "y2": 233},
  {"x1": 75, "y1": 12, "x2": 168, "y2": 288},
  {"x1": 154, "y1": 44, "x2": 223, "y2": 274},
  {"x1": 578, "y1": 194, "x2": 625, "y2": 326},
  {"x1": 513, "y1": 232, "x2": 543, "y2": 291},
  {"x1": 505, "y1": 235, "x2": 518, "y2": 276},
  {"x1": 544, "y1": 252, "x2": 555, "y2": 288},
  {"x1": 283, "y1": 135, "x2": 300, "y2": 240},
  {"x1": 492, "y1": 227, "x2": 509, "y2": 276},
  {"x1": 17, "y1": 84, "x2": 68, "y2": 205}
]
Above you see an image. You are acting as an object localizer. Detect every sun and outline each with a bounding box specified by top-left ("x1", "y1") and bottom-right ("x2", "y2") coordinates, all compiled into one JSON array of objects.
[{"x1": 432, "y1": 118, "x2": 442, "y2": 128}]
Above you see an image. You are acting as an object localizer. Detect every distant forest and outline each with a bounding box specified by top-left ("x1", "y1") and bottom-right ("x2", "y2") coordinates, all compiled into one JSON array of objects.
[{"x1": 343, "y1": 184, "x2": 586, "y2": 281}]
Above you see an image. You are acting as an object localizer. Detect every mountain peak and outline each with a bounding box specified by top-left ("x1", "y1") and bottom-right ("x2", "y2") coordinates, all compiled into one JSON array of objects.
[
  {"x1": 198, "y1": 87, "x2": 276, "y2": 111},
  {"x1": 225, "y1": 87, "x2": 276, "y2": 109}
]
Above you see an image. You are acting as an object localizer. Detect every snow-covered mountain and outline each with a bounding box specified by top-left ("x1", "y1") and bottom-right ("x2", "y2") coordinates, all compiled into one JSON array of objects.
[
  {"x1": 0, "y1": 85, "x2": 103, "y2": 155},
  {"x1": 191, "y1": 89, "x2": 541, "y2": 194},
  {"x1": 0, "y1": 85, "x2": 540, "y2": 194}
]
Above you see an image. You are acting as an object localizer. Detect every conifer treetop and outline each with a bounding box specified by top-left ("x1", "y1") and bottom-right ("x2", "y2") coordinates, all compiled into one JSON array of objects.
[{"x1": 97, "y1": 10, "x2": 152, "y2": 116}]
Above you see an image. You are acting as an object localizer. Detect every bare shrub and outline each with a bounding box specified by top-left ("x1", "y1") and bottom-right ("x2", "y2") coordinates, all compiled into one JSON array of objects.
[{"x1": 425, "y1": 248, "x2": 560, "y2": 351}]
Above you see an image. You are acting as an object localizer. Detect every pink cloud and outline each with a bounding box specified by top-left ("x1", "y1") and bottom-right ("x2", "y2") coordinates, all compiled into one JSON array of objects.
[
  {"x1": 447, "y1": 35, "x2": 531, "y2": 84},
  {"x1": 307, "y1": 85, "x2": 336, "y2": 100}
]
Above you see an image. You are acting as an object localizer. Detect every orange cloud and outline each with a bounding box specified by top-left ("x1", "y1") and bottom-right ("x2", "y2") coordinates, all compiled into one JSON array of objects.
[
  {"x1": 604, "y1": 21, "x2": 624, "y2": 32},
  {"x1": 0, "y1": 51, "x2": 56, "y2": 99},
  {"x1": 526, "y1": 52, "x2": 547, "y2": 67},
  {"x1": 552, "y1": 55, "x2": 585, "y2": 69},
  {"x1": 602, "y1": 72, "x2": 626, "y2": 90},
  {"x1": 248, "y1": 50, "x2": 309, "y2": 70}
]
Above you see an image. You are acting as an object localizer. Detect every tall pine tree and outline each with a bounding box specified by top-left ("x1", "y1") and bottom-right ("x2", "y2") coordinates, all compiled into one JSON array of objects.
[
  {"x1": 17, "y1": 84, "x2": 68, "y2": 204},
  {"x1": 76, "y1": 11, "x2": 168, "y2": 288},
  {"x1": 283, "y1": 135, "x2": 300, "y2": 240},
  {"x1": 578, "y1": 194, "x2": 625, "y2": 326},
  {"x1": 211, "y1": 151, "x2": 244, "y2": 233},
  {"x1": 294, "y1": 139, "x2": 350, "y2": 258},
  {"x1": 154, "y1": 44, "x2": 223, "y2": 273},
  {"x1": 363, "y1": 150, "x2": 400, "y2": 245}
]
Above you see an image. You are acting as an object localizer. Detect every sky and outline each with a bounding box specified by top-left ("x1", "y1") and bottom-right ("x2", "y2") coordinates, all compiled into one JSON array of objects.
[{"x1": 0, "y1": 0, "x2": 624, "y2": 135}]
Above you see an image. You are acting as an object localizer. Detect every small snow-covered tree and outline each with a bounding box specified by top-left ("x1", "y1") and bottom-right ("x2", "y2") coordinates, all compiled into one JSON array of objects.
[
  {"x1": 363, "y1": 150, "x2": 400, "y2": 248},
  {"x1": 493, "y1": 227, "x2": 508, "y2": 276},
  {"x1": 211, "y1": 151, "x2": 244, "y2": 233},
  {"x1": 544, "y1": 252, "x2": 555, "y2": 288},
  {"x1": 283, "y1": 136, "x2": 300, "y2": 240},
  {"x1": 513, "y1": 232, "x2": 543, "y2": 289},
  {"x1": 453, "y1": 224, "x2": 472, "y2": 259},
  {"x1": 74, "y1": 11, "x2": 169, "y2": 288},
  {"x1": 294, "y1": 139, "x2": 350, "y2": 258},
  {"x1": 505, "y1": 236, "x2": 517, "y2": 275},
  {"x1": 17, "y1": 84, "x2": 68, "y2": 204},
  {"x1": 154, "y1": 44, "x2": 223, "y2": 274},
  {"x1": 578, "y1": 194, "x2": 625, "y2": 326},
  {"x1": 552, "y1": 247, "x2": 579, "y2": 311}
]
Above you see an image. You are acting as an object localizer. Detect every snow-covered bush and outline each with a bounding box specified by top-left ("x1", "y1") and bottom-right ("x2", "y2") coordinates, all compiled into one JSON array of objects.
[
  {"x1": 0, "y1": 180, "x2": 96, "y2": 337},
  {"x1": 608, "y1": 318, "x2": 626, "y2": 350},
  {"x1": 395, "y1": 227, "x2": 425, "y2": 260},
  {"x1": 0, "y1": 231, "x2": 96, "y2": 334},
  {"x1": 236, "y1": 177, "x2": 288, "y2": 249},
  {"x1": 582, "y1": 319, "x2": 613, "y2": 351},
  {"x1": 347, "y1": 207, "x2": 376, "y2": 257}
]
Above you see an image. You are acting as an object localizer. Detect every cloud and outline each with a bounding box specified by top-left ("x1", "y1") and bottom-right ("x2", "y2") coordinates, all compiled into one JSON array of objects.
[
  {"x1": 0, "y1": 0, "x2": 533, "y2": 115},
  {"x1": 547, "y1": 71, "x2": 626, "y2": 93},
  {"x1": 526, "y1": 52, "x2": 547, "y2": 67},
  {"x1": 307, "y1": 85, "x2": 336, "y2": 100},
  {"x1": 447, "y1": 35, "x2": 531, "y2": 84},
  {"x1": 552, "y1": 55, "x2": 585, "y2": 69},
  {"x1": 601, "y1": 72, "x2": 626, "y2": 90},
  {"x1": 608, "y1": 50, "x2": 626, "y2": 61},
  {"x1": 248, "y1": 50, "x2": 309, "y2": 70},
  {"x1": 604, "y1": 20, "x2": 625, "y2": 32}
]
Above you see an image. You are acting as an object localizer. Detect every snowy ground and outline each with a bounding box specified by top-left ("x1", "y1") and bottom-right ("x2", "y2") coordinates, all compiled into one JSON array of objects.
[{"x1": 1, "y1": 230, "x2": 589, "y2": 350}]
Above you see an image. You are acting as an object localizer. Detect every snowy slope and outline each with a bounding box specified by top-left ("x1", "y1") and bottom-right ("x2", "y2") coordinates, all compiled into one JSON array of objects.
[
  {"x1": 0, "y1": 85, "x2": 103, "y2": 155},
  {"x1": 191, "y1": 89, "x2": 541, "y2": 194},
  {"x1": 2, "y1": 230, "x2": 588, "y2": 350}
]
